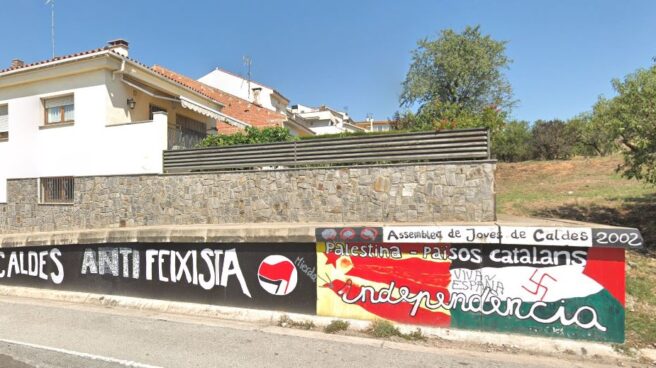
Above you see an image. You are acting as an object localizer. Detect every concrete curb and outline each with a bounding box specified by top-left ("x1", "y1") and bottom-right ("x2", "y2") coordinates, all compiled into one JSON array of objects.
[{"x1": 0, "y1": 285, "x2": 645, "y2": 362}]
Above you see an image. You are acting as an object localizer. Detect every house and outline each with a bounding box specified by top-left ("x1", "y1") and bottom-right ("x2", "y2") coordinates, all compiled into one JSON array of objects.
[
  {"x1": 196, "y1": 67, "x2": 368, "y2": 136},
  {"x1": 153, "y1": 66, "x2": 313, "y2": 136},
  {"x1": 288, "y1": 104, "x2": 365, "y2": 135},
  {"x1": 198, "y1": 68, "x2": 290, "y2": 115},
  {"x1": 0, "y1": 39, "x2": 246, "y2": 204},
  {"x1": 354, "y1": 119, "x2": 393, "y2": 132}
]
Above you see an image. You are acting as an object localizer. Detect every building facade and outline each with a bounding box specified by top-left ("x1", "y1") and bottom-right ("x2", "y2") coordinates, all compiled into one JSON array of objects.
[
  {"x1": 354, "y1": 119, "x2": 392, "y2": 132},
  {"x1": 198, "y1": 68, "x2": 290, "y2": 115},
  {"x1": 288, "y1": 104, "x2": 365, "y2": 135},
  {"x1": 0, "y1": 40, "x2": 231, "y2": 203}
]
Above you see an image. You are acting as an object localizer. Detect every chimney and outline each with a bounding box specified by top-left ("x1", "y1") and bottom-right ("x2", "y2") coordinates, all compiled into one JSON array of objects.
[
  {"x1": 107, "y1": 39, "x2": 129, "y2": 57},
  {"x1": 10, "y1": 59, "x2": 24, "y2": 69},
  {"x1": 252, "y1": 87, "x2": 262, "y2": 105}
]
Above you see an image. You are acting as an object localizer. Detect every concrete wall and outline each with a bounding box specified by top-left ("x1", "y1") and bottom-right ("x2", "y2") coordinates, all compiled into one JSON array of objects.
[
  {"x1": 0, "y1": 162, "x2": 495, "y2": 234},
  {"x1": 0, "y1": 222, "x2": 636, "y2": 343}
]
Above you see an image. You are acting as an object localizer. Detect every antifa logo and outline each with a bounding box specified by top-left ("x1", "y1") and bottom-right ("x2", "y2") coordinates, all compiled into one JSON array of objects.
[{"x1": 257, "y1": 255, "x2": 298, "y2": 296}]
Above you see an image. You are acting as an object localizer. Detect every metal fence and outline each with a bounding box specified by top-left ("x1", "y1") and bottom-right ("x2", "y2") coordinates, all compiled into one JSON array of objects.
[
  {"x1": 163, "y1": 128, "x2": 490, "y2": 173},
  {"x1": 168, "y1": 128, "x2": 207, "y2": 150}
]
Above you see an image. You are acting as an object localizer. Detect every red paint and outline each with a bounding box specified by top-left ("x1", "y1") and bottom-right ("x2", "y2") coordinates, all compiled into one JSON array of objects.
[
  {"x1": 346, "y1": 256, "x2": 451, "y2": 302},
  {"x1": 325, "y1": 279, "x2": 451, "y2": 326},
  {"x1": 324, "y1": 252, "x2": 340, "y2": 268},
  {"x1": 258, "y1": 260, "x2": 295, "y2": 292},
  {"x1": 583, "y1": 248, "x2": 625, "y2": 306},
  {"x1": 360, "y1": 228, "x2": 379, "y2": 241},
  {"x1": 521, "y1": 269, "x2": 558, "y2": 301},
  {"x1": 339, "y1": 228, "x2": 357, "y2": 241}
]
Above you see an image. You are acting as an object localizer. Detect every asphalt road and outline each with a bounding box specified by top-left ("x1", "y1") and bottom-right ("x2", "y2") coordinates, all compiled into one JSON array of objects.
[{"x1": 0, "y1": 296, "x2": 637, "y2": 368}]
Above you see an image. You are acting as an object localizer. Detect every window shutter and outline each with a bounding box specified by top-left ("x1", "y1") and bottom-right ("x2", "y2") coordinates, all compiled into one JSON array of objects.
[
  {"x1": 0, "y1": 105, "x2": 7, "y2": 133},
  {"x1": 44, "y1": 95, "x2": 74, "y2": 108}
]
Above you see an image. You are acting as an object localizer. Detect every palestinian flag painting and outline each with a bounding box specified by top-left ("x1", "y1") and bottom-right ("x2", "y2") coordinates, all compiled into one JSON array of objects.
[{"x1": 316, "y1": 240, "x2": 626, "y2": 343}]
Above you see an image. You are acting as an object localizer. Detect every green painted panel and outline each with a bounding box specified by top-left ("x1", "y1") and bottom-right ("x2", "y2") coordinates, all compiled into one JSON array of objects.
[{"x1": 450, "y1": 290, "x2": 625, "y2": 343}]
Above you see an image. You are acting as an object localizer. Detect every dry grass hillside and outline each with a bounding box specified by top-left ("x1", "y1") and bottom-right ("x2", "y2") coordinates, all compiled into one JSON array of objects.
[{"x1": 495, "y1": 155, "x2": 655, "y2": 348}]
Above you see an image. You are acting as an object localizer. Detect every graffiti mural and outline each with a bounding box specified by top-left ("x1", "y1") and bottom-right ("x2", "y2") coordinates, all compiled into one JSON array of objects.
[
  {"x1": 0, "y1": 224, "x2": 640, "y2": 343},
  {"x1": 0, "y1": 243, "x2": 317, "y2": 314},
  {"x1": 316, "y1": 226, "x2": 639, "y2": 343}
]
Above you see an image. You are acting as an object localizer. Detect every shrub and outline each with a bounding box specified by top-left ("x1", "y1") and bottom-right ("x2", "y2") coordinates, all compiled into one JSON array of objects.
[
  {"x1": 492, "y1": 120, "x2": 532, "y2": 162},
  {"x1": 531, "y1": 120, "x2": 576, "y2": 160},
  {"x1": 402, "y1": 328, "x2": 427, "y2": 341},
  {"x1": 198, "y1": 126, "x2": 296, "y2": 147},
  {"x1": 367, "y1": 320, "x2": 401, "y2": 338},
  {"x1": 365, "y1": 320, "x2": 427, "y2": 341},
  {"x1": 277, "y1": 315, "x2": 315, "y2": 330},
  {"x1": 324, "y1": 320, "x2": 350, "y2": 334}
]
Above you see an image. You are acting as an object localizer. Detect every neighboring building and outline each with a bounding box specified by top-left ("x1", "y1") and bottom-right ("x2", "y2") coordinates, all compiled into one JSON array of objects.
[
  {"x1": 152, "y1": 66, "x2": 312, "y2": 136},
  {"x1": 198, "y1": 68, "x2": 289, "y2": 115},
  {"x1": 0, "y1": 40, "x2": 241, "y2": 203},
  {"x1": 288, "y1": 104, "x2": 365, "y2": 135},
  {"x1": 197, "y1": 67, "x2": 368, "y2": 136},
  {"x1": 354, "y1": 119, "x2": 393, "y2": 132}
]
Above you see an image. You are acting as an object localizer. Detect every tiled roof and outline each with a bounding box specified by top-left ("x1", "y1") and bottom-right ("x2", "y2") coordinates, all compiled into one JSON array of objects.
[
  {"x1": 0, "y1": 47, "x2": 109, "y2": 74},
  {"x1": 1, "y1": 44, "x2": 290, "y2": 131},
  {"x1": 0, "y1": 46, "x2": 219, "y2": 104},
  {"x1": 152, "y1": 65, "x2": 287, "y2": 129}
]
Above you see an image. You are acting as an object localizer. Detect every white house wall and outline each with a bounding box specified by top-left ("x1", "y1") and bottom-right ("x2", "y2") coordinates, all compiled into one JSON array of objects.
[
  {"x1": 104, "y1": 73, "x2": 213, "y2": 129},
  {"x1": 0, "y1": 69, "x2": 168, "y2": 203},
  {"x1": 198, "y1": 69, "x2": 281, "y2": 113}
]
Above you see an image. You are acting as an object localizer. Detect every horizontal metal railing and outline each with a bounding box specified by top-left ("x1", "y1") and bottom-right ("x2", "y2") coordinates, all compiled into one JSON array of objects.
[{"x1": 163, "y1": 128, "x2": 490, "y2": 173}]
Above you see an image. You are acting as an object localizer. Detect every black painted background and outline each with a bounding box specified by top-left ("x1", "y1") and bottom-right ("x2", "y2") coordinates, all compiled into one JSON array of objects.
[{"x1": 0, "y1": 243, "x2": 317, "y2": 314}]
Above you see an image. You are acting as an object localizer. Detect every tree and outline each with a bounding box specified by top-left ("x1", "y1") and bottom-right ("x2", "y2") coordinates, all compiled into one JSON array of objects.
[
  {"x1": 567, "y1": 113, "x2": 617, "y2": 157},
  {"x1": 391, "y1": 101, "x2": 506, "y2": 136},
  {"x1": 390, "y1": 110, "x2": 422, "y2": 131},
  {"x1": 592, "y1": 64, "x2": 656, "y2": 183},
  {"x1": 400, "y1": 25, "x2": 514, "y2": 116},
  {"x1": 531, "y1": 120, "x2": 576, "y2": 160},
  {"x1": 492, "y1": 120, "x2": 532, "y2": 162}
]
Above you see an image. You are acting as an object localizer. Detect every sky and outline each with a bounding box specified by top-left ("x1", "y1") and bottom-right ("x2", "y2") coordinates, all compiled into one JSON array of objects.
[{"x1": 1, "y1": 0, "x2": 655, "y2": 122}]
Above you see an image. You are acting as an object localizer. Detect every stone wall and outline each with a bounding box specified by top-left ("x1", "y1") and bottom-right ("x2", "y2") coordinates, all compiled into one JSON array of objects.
[{"x1": 0, "y1": 162, "x2": 495, "y2": 234}]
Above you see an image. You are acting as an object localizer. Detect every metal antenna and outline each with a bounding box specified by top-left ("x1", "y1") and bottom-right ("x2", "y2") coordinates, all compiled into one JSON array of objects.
[
  {"x1": 243, "y1": 56, "x2": 252, "y2": 99},
  {"x1": 45, "y1": 0, "x2": 55, "y2": 58}
]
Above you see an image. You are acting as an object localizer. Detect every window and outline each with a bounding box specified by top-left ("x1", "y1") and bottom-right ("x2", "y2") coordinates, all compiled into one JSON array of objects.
[
  {"x1": 0, "y1": 104, "x2": 7, "y2": 140},
  {"x1": 40, "y1": 177, "x2": 74, "y2": 204},
  {"x1": 44, "y1": 95, "x2": 74, "y2": 125},
  {"x1": 149, "y1": 104, "x2": 167, "y2": 120}
]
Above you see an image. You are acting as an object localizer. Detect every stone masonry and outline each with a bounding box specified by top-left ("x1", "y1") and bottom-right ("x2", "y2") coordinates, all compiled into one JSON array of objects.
[{"x1": 0, "y1": 162, "x2": 495, "y2": 234}]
